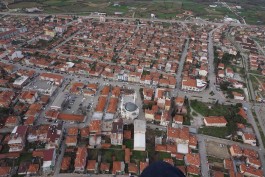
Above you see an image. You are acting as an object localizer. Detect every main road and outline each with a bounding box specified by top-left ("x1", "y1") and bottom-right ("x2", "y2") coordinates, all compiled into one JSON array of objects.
[
  {"x1": 175, "y1": 38, "x2": 189, "y2": 90},
  {"x1": 207, "y1": 24, "x2": 226, "y2": 103},
  {"x1": 0, "y1": 11, "x2": 249, "y2": 27}
]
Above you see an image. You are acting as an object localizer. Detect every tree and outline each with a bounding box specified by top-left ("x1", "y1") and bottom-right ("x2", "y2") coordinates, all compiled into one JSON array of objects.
[
  {"x1": 236, "y1": 51, "x2": 241, "y2": 59},
  {"x1": 220, "y1": 81, "x2": 230, "y2": 91}
]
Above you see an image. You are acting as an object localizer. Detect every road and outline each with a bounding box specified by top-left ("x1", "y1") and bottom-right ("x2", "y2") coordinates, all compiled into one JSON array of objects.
[
  {"x1": 54, "y1": 138, "x2": 67, "y2": 176},
  {"x1": 252, "y1": 38, "x2": 265, "y2": 56},
  {"x1": 197, "y1": 136, "x2": 210, "y2": 177},
  {"x1": 242, "y1": 102, "x2": 265, "y2": 175},
  {"x1": 50, "y1": 30, "x2": 80, "y2": 52},
  {"x1": 175, "y1": 38, "x2": 189, "y2": 90},
  {"x1": 207, "y1": 24, "x2": 226, "y2": 103},
  {"x1": 0, "y1": 11, "x2": 250, "y2": 27},
  {"x1": 221, "y1": 1, "x2": 246, "y2": 25},
  {"x1": 226, "y1": 32, "x2": 265, "y2": 160},
  {"x1": 226, "y1": 32, "x2": 255, "y2": 101}
]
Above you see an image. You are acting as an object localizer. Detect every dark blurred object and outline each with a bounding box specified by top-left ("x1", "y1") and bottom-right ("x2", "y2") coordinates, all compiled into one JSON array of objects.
[{"x1": 140, "y1": 161, "x2": 186, "y2": 177}]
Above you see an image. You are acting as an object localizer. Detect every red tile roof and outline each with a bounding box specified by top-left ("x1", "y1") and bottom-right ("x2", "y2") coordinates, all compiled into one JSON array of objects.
[
  {"x1": 125, "y1": 148, "x2": 131, "y2": 163},
  {"x1": 27, "y1": 164, "x2": 39, "y2": 174},
  {"x1": 213, "y1": 171, "x2": 224, "y2": 177},
  {"x1": 204, "y1": 116, "x2": 227, "y2": 125},
  {"x1": 128, "y1": 163, "x2": 138, "y2": 174},
  {"x1": 89, "y1": 120, "x2": 102, "y2": 133},
  {"x1": 75, "y1": 147, "x2": 87, "y2": 169},
  {"x1": 100, "y1": 162, "x2": 110, "y2": 172},
  {"x1": 187, "y1": 165, "x2": 200, "y2": 175},
  {"x1": 61, "y1": 157, "x2": 71, "y2": 171},
  {"x1": 140, "y1": 161, "x2": 148, "y2": 173},
  {"x1": 0, "y1": 167, "x2": 11, "y2": 176},
  {"x1": 80, "y1": 127, "x2": 90, "y2": 138},
  {"x1": 86, "y1": 160, "x2": 97, "y2": 170},
  {"x1": 185, "y1": 153, "x2": 200, "y2": 167},
  {"x1": 58, "y1": 113, "x2": 85, "y2": 122}
]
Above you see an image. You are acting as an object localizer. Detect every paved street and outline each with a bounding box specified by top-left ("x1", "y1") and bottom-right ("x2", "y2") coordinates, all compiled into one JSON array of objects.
[
  {"x1": 54, "y1": 138, "x2": 67, "y2": 176},
  {"x1": 175, "y1": 38, "x2": 189, "y2": 90},
  {"x1": 197, "y1": 136, "x2": 209, "y2": 177},
  {"x1": 50, "y1": 30, "x2": 80, "y2": 52},
  {"x1": 227, "y1": 33, "x2": 265, "y2": 162},
  {"x1": 207, "y1": 24, "x2": 226, "y2": 103}
]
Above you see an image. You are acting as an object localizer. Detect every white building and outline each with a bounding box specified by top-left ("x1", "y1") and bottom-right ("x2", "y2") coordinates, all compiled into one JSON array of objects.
[
  {"x1": 120, "y1": 93, "x2": 139, "y2": 120},
  {"x1": 8, "y1": 126, "x2": 28, "y2": 152},
  {"x1": 182, "y1": 77, "x2": 207, "y2": 92},
  {"x1": 134, "y1": 120, "x2": 146, "y2": 151},
  {"x1": 10, "y1": 51, "x2": 24, "y2": 60},
  {"x1": 242, "y1": 133, "x2": 256, "y2": 146},
  {"x1": 13, "y1": 76, "x2": 29, "y2": 88},
  {"x1": 50, "y1": 92, "x2": 67, "y2": 110},
  {"x1": 55, "y1": 26, "x2": 67, "y2": 34},
  {"x1": 233, "y1": 92, "x2": 245, "y2": 100},
  {"x1": 177, "y1": 143, "x2": 189, "y2": 154}
]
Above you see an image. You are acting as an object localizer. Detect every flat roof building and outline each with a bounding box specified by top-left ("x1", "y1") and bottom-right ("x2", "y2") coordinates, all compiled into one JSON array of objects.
[
  {"x1": 50, "y1": 92, "x2": 67, "y2": 111},
  {"x1": 134, "y1": 120, "x2": 146, "y2": 151},
  {"x1": 13, "y1": 76, "x2": 29, "y2": 88}
]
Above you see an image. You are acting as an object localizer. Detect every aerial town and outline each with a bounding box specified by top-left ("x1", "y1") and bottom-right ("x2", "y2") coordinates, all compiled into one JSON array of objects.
[{"x1": 0, "y1": 8, "x2": 265, "y2": 177}]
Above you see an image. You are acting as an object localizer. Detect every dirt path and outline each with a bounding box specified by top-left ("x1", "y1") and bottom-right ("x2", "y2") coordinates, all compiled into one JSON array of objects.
[{"x1": 189, "y1": 103, "x2": 204, "y2": 128}]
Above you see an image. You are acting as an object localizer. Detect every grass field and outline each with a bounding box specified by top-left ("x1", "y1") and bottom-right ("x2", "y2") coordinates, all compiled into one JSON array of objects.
[
  {"x1": 124, "y1": 139, "x2": 133, "y2": 149},
  {"x1": 190, "y1": 100, "x2": 231, "y2": 117},
  {"x1": 249, "y1": 74, "x2": 265, "y2": 97},
  {"x1": 101, "y1": 149, "x2": 124, "y2": 163},
  {"x1": 131, "y1": 150, "x2": 147, "y2": 162},
  {"x1": 199, "y1": 127, "x2": 230, "y2": 138}
]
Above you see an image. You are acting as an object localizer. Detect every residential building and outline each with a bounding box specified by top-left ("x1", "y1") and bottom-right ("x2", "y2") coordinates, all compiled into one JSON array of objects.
[
  {"x1": 39, "y1": 73, "x2": 64, "y2": 86},
  {"x1": 232, "y1": 92, "x2": 245, "y2": 100},
  {"x1": 230, "y1": 145, "x2": 242, "y2": 157},
  {"x1": 242, "y1": 133, "x2": 256, "y2": 146},
  {"x1": 18, "y1": 90, "x2": 38, "y2": 104},
  {"x1": 46, "y1": 123, "x2": 63, "y2": 149},
  {"x1": 74, "y1": 147, "x2": 88, "y2": 173},
  {"x1": 239, "y1": 164, "x2": 263, "y2": 177},
  {"x1": 184, "y1": 153, "x2": 200, "y2": 167},
  {"x1": 43, "y1": 149, "x2": 56, "y2": 174},
  {"x1": 8, "y1": 126, "x2": 28, "y2": 152},
  {"x1": 112, "y1": 161, "x2": 125, "y2": 175},
  {"x1": 182, "y1": 77, "x2": 207, "y2": 92},
  {"x1": 167, "y1": 126, "x2": 190, "y2": 144},
  {"x1": 225, "y1": 67, "x2": 234, "y2": 78},
  {"x1": 204, "y1": 116, "x2": 227, "y2": 127},
  {"x1": 246, "y1": 157, "x2": 261, "y2": 169},
  {"x1": 110, "y1": 119, "x2": 123, "y2": 145},
  {"x1": 86, "y1": 160, "x2": 98, "y2": 173}
]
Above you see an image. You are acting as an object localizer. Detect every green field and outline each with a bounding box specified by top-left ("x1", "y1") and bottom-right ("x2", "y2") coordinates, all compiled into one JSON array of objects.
[
  {"x1": 192, "y1": 100, "x2": 248, "y2": 138},
  {"x1": 5, "y1": 0, "x2": 265, "y2": 24},
  {"x1": 249, "y1": 74, "x2": 265, "y2": 97},
  {"x1": 199, "y1": 127, "x2": 230, "y2": 138}
]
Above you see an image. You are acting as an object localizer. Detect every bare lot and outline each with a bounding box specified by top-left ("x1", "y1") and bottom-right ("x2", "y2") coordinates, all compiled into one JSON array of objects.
[{"x1": 206, "y1": 141, "x2": 230, "y2": 159}]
